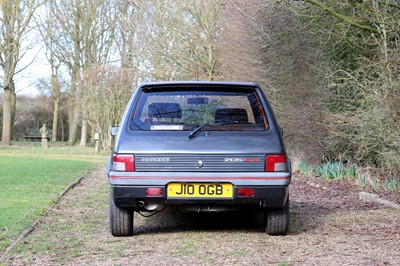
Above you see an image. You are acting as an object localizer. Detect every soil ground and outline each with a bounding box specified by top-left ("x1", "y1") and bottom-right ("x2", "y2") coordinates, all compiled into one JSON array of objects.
[{"x1": 3, "y1": 168, "x2": 400, "y2": 265}]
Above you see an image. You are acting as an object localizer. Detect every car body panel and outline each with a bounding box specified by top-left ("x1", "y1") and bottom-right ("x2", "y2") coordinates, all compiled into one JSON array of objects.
[{"x1": 113, "y1": 131, "x2": 284, "y2": 155}]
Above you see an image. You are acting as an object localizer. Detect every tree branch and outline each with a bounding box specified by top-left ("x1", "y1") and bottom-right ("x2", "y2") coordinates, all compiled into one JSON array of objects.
[{"x1": 303, "y1": 0, "x2": 379, "y2": 33}]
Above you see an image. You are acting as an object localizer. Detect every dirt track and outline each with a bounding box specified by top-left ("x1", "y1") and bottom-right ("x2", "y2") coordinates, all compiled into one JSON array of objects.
[{"x1": 3, "y1": 168, "x2": 400, "y2": 265}]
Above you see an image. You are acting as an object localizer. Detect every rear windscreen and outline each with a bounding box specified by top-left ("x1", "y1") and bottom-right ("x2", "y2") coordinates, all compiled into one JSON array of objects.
[{"x1": 129, "y1": 88, "x2": 268, "y2": 131}]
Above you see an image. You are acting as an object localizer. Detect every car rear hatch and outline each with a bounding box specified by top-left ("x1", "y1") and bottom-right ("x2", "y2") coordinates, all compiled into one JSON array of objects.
[{"x1": 115, "y1": 131, "x2": 285, "y2": 172}]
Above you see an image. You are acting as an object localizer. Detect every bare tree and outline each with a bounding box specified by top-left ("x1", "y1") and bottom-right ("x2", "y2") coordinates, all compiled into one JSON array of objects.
[
  {"x1": 49, "y1": 53, "x2": 61, "y2": 142},
  {"x1": 35, "y1": 59, "x2": 63, "y2": 142},
  {"x1": 0, "y1": 0, "x2": 42, "y2": 145},
  {"x1": 117, "y1": 0, "x2": 227, "y2": 82},
  {"x1": 185, "y1": 0, "x2": 227, "y2": 80},
  {"x1": 217, "y1": 0, "x2": 268, "y2": 83},
  {"x1": 40, "y1": 0, "x2": 117, "y2": 146},
  {"x1": 78, "y1": 0, "x2": 117, "y2": 147},
  {"x1": 115, "y1": 0, "x2": 149, "y2": 86},
  {"x1": 79, "y1": 65, "x2": 133, "y2": 149}
]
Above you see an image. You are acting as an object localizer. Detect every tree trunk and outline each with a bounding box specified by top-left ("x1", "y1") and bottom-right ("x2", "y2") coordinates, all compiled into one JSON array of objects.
[
  {"x1": 68, "y1": 67, "x2": 80, "y2": 145},
  {"x1": 68, "y1": 101, "x2": 80, "y2": 145},
  {"x1": 52, "y1": 98, "x2": 59, "y2": 142},
  {"x1": 10, "y1": 87, "x2": 16, "y2": 136},
  {"x1": 68, "y1": 4, "x2": 82, "y2": 146},
  {"x1": 1, "y1": 88, "x2": 12, "y2": 145},
  {"x1": 90, "y1": 124, "x2": 95, "y2": 143},
  {"x1": 207, "y1": 43, "x2": 216, "y2": 80},
  {"x1": 79, "y1": 118, "x2": 87, "y2": 147},
  {"x1": 61, "y1": 115, "x2": 65, "y2": 142}
]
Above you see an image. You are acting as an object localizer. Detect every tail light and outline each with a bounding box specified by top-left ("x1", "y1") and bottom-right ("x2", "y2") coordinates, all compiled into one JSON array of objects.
[
  {"x1": 146, "y1": 187, "x2": 163, "y2": 197},
  {"x1": 112, "y1": 154, "x2": 135, "y2": 172},
  {"x1": 265, "y1": 155, "x2": 287, "y2": 172},
  {"x1": 237, "y1": 188, "x2": 254, "y2": 197}
]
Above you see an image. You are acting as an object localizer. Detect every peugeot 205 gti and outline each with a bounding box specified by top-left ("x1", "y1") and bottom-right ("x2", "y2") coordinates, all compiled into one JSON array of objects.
[{"x1": 107, "y1": 81, "x2": 291, "y2": 236}]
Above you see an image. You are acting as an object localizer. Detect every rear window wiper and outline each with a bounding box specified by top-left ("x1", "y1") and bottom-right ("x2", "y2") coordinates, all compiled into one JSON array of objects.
[
  {"x1": 187, "y1": 121, "x2": 239, "y2": 139},
  {"x1": 188, "y1": 122, "x2": 209, "y2": 139}
]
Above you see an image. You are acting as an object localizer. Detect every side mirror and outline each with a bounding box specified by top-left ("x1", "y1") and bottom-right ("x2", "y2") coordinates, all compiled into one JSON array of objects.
[
  {"x1": 110, "y1": 126, "x2": 119, "y2": 136},
  {"x1": 279, "y1": 126, "x2": 283, "y2": 136}
]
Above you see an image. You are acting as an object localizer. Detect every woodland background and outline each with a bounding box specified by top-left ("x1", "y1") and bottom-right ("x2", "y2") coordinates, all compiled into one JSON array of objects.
[{"x1": 0, "y1": 0, "x2": 399, "y2": 187}]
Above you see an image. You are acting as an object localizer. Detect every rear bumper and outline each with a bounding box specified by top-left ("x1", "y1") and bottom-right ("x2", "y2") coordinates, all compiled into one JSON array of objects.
[
  {"x1": 108, "y1": 171, "x2": 291, "y2": 186},
  {"x1": 111, "y1": 185, "x2": 289, "y2": 209}
]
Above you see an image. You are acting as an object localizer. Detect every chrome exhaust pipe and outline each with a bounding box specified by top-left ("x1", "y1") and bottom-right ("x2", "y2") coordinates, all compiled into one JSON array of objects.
[{"x1": 137, "y1": 200, "x2": 165, "y2": 211}]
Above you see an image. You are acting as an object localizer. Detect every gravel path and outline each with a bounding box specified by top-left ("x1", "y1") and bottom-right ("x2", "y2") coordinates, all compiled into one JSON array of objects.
[{"x1": 4, "y1": 168, "x2": 400, "y2": 265}]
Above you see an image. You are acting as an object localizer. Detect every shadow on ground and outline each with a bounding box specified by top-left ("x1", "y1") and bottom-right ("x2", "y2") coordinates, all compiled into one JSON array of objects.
[{"x1": 133, "y1": 200, "x2": 331, "y2": 236}]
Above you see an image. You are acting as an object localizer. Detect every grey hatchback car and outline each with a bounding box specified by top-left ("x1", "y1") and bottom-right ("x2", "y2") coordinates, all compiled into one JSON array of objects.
[{"x1": 107, "y1": 81, "x2": 291, "y2": 236}]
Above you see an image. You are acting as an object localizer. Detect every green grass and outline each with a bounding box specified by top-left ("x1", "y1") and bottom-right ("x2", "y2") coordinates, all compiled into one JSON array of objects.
[
  {"x1": 0, "y1": 145, "x2": 109, "y2": 163},
  {"x1": 0, "y1": 146, "x2": 107, "y2": 252}
]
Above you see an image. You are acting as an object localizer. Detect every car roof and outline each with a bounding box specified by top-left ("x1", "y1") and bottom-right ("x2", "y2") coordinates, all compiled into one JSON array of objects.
[{"x1": 138, "y1": 81, "x2": 259, "y2": 89}]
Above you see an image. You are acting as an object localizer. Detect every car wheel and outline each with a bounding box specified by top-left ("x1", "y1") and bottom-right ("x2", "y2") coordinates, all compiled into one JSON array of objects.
[
  {"x1": 109, "y1": 192, "x2": 134, "y2": 236},
  {"x1": 265, "y1": 196, "x2": 289, "y2": 236}
]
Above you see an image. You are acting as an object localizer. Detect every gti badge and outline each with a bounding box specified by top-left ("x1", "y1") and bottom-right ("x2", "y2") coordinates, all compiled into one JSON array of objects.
[{"x1": 197, "y1": 160, "x2": 204, "y2": 168}]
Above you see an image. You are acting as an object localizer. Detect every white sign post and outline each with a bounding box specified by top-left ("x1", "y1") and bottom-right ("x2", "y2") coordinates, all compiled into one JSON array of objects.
[{"x1": 94, "y1": 133, "x2": 100, "y2": 153}]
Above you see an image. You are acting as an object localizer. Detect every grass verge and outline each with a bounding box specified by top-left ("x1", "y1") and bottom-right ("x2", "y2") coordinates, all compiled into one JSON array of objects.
[{"x1": 0, "y1": 146, "x2": 107, "y2": 253}]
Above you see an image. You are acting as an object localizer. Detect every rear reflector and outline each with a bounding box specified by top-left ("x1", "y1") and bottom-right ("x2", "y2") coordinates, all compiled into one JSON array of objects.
[
  {"x1": 237, "y1": 188, "x2": 254, "y2": 197},
  {"x1": 112, "y1": 154, "x2": 135, "y2": 172},
  {"x1": 265, "y1": 155, "x2": 287, "y2": 172},
  {"x1": 146, "y1": 187, "x2": 163, "y2": 197}
]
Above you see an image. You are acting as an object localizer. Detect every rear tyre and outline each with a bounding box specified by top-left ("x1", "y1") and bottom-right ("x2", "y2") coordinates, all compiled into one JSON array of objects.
[
  {"x1": 265, "y1": 196, "x2": 289, "y2": 235},
  {"x1": 109, "y1": 192, "x2": 134, "y2": 236}
]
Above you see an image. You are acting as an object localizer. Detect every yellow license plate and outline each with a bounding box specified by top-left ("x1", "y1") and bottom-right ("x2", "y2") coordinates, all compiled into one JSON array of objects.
[{"x1": 167, "y1": 183, "x2": 233, "y2": 198}]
